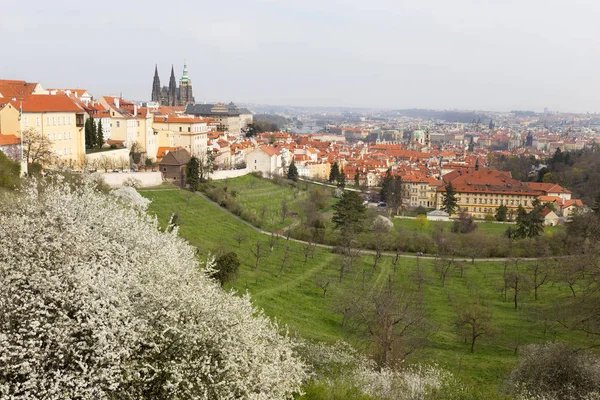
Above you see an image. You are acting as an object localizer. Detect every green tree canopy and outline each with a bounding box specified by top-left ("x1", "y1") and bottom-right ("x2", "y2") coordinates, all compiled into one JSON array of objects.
[
  {"x1": 0, "y1": 151, "x2": 21, "y2": 189},
  {"x1": 441, "y1": 183, "x2": 458, "y2": 215},
  {"x1": 287, "y1": 159, "x2": 299, "y2": 181},
  {"x1": 329, "y1": 161, "x2": 340, "y2": 183},
  {"x1": 495, "y1": 204, "x2": 508, "y2": 222},
  {"x1": 214, "y1": 251, "x2": 240, "y2": 286},
  {"x1": 332, "y1": 190, "x2": 366, "y2": 232},
  {"x1": 186, "y1": 156, "x2": 200, "y2": 191}
]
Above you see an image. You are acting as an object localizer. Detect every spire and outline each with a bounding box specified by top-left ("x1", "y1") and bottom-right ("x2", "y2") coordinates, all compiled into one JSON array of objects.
[
  {"x1": 151, "y1": 64, "x2": 161, "y2": 103},
  {"x1": 168, "y1": 65, "x2": 177, "y2": 106}
]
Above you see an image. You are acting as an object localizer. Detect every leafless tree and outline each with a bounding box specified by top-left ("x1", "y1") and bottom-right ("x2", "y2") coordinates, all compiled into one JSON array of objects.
[
  {"x1": 281, "y1": 198, "x2": 288, "y2": 224},
  {"x1": 249, "y1": 241, "x2": 267, "y2": 270},
  {"x1": 455, "y1": 297, "x2": 494, "y2": 353},
  {"x1": 277, "y1": 244, "x2": 291, "y2": 278},
  {"x1": 337, "y1": 233, "x2": 361, "y2": 283},
  {"x1": 433, "y1": 256, "x2": 455, "y2": 287},
  {"x1": 232, "y1": 233, "x2": 247, "y2": 247},
  {"x1": 527, "y1": 262, "x2": 551, "y2": 301},
  {"x1": 315, "y1": 276, "x2": 331, "y2": 297},
  {"x1": 504, "y1": 260, "x2": 530, "y2": 310},
  {"x1": 98, "y1": 155, "x2": 112, "y2": 173},
  {"x1": 21, "y1": 128, "x2": 54, "y2": 168}
]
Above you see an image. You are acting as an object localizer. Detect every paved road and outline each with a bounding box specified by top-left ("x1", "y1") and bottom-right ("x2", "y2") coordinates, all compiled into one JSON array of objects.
[{"x1": 194, "y1": 191, "x2": 549, "y2": 263}]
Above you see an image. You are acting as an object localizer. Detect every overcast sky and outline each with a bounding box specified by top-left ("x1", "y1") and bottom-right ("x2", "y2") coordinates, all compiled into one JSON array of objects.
[{"x1": 2, "y1": 0, "x2": 599, "y2": 112}]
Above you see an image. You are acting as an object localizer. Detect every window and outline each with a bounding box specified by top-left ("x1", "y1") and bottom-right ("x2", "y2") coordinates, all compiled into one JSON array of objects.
[
  {"x1": 48, "y1": 134, "x2": 51, "y2": 141},
  {"x1": 62, "y1": 117, "x2": 66, "y2": 125},
  {"x1": 24, "y1": 117, "x2": 28, "y2": 127},
  {"x1": 53, "y1": 133, "x2": 56, "y2": 140},
  {"x1": 116, "y1": 121, "x2": 120, "y2": 128},
  {"x1": 179, "y1": 127, "x2": 182, "y2": 132},
  {"x1": 36, "y1": 117, "x2": 40, "y2": 126},
  {"x1": 52, "y1": 117, "x2": 55, "y2": 125},
  {"x1": 137, "y1": 121, "x2": 140, "y2": 127},
  {"x1": 69, "y1": 132, "x2": 72, "y2": 139},
  {"x1": 188, "y1": 127, "x2": 191, "y2": 132},
  {"x1": 47, "y1": 117, "x2": 50, "y2": 125},
  {"x1": 68, "y1": 116, "x2": 71, "y2": 124}
]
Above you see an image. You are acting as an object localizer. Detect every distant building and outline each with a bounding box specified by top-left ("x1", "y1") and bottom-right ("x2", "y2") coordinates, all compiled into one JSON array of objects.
[
  {"x1": 151, "y1": 62, "x2": 195, "y2": 107},
  {"x1": 185, "y1": 102, "x2": 253, "y2": 134},
  {"x1": 158, "y1": 148, "x2": 191, "y2": 187}
]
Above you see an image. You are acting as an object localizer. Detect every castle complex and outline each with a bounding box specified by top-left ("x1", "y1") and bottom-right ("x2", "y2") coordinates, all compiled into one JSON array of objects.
[{"x1": 151, "y1": 62, "x2": 194, "y2": 107}]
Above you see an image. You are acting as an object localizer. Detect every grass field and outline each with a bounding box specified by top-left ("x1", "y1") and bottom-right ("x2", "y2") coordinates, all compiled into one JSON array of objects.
[
  {"x1": 393, "y1": 217, "x2": 564, "y2": 235},
  {"x1": 140, "y1": 187, "x2": 596, "y2": 393}
]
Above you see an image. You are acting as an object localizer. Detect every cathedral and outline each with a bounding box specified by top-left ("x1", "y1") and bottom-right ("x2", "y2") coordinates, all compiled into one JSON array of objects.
[{"x1": 151, "y1": 62, "x2": 195, "y2": 107}]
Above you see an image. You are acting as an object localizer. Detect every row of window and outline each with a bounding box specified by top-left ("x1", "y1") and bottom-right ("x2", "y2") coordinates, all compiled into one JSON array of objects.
[
  {"x1": 464, "y1": 198, "x2": 528, "y2": 206},
  {"x1": 54, "y1": 148, "x2": 73, "y2": 155},
  {"x1": 47, "y1": 132, "x2": 72, "y2": 141},
  {"x1": 24, "y1": 116, "x2": 72, "y2": 128}
]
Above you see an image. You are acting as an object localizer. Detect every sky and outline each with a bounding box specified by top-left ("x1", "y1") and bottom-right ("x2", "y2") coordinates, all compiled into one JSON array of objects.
[{"x1": 2, "y1": 0, "x2": 600, "y2": 112}]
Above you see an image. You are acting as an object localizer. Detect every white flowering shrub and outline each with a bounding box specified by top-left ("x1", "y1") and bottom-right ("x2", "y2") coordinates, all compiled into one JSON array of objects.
[
  {"x1": 122, "y1": 176, "x2": 143, "y2": 188},
  {"x1": 0, "y1": 181, "x2": 305, "y2": 399},
  {"x1": 110, "y1": 185, "x2": 151, "y2": 211},
  {"x1": 298, "y1": 340, "x2": 455, "y2": 400}
]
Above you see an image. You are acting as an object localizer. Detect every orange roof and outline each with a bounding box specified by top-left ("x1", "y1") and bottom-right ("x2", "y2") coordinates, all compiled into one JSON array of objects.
[
  {"x1": 525, "y1": 182, "x2": 572, "y2": 195},
  {"x1": 21, "y1": 95, "x2": 82, "y2": 113},
  {"x1": 0, "y1": 134, "x2": 20, "y2": 146},
  {"x1": 0, "y1": 80, "x2": 39, "y2": 99},
  {"x1": 259, "y1": 145, "x2": 280, "y2": 156},
  {"x1": 154, "y1": 116, "x2": 207, "y2": 124},
  {"x1": 157, "y1": 146, "x2": 179, "y2": 159}
]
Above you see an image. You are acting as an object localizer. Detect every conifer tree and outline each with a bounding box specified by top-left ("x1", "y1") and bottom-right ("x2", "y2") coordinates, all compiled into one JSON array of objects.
[
  {"x1": 329, "y1": 161, "x2": 340, "y2": 183},
  {"x1": 287, "y1": 160, "x2": 299, "y2": 181},
  {"x1": 84, "y1": 118, "x2": 93, "y2": 149},
  {"x1": 96, "y1": 120, "x2": 104, "y2": 149},
  {"x1": 441, "y1": 183, "x2": 458, "y2": 215},
  {"x1": 186, "y1": 156, "x2": 200, "y2": 191}
]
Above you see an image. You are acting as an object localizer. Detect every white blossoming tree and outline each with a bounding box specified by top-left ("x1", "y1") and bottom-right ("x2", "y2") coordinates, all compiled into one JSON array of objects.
[{"x1": 0, "y1": 180, "x2": 305, "y2": 399}]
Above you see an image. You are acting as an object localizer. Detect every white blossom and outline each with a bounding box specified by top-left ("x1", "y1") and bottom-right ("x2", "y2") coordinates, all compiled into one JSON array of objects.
[
  {"x1": 110, "y1": 185, "x2": 151, "y2": 211},
  {"x1": 0, "y1": 181, "x2": 305, "y2": 399}
]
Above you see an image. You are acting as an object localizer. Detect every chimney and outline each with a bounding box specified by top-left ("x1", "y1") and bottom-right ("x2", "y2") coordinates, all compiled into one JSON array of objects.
[{"x1": 114, "y1": 98, "x2": 120, "y2": 109}]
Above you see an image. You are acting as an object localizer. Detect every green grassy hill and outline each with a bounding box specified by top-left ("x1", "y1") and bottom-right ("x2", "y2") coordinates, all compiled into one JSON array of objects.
[{"x1": 139, "y1": 184, "x2": 594, "y2": 394}]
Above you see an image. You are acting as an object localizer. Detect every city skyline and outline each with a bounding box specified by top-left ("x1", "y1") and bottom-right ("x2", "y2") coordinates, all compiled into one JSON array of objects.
[{"x1": 3, "y1": 0, "x2": 600, "y2": 113}]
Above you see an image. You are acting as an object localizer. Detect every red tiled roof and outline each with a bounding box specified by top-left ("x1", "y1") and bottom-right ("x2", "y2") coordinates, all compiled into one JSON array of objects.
[
  {"x1": 21, "y1": 95, "x2": 82, "y2": 113},
  {"x1": 0, "y1": 134, "x2": 20, "y2": 146},
  {"x1": 0, "y1": 80, "x2": 39, "y2": 99}
]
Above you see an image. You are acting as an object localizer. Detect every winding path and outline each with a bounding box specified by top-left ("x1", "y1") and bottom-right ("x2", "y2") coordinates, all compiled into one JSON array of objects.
[{"x1": 194, "y1": 191, "x2": 548, "y2": 263}]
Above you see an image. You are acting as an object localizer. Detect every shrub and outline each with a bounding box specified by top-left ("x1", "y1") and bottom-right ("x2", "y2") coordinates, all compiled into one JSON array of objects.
[
  {"x1": 505, "y1": 342, "x2": 600, "y2": 400},
  {"x1": 0, "y1": 181, "x2": 305, "y2": 398}
]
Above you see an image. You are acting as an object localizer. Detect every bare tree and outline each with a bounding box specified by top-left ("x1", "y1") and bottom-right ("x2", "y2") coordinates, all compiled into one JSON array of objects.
[
  {"x1": 21, "y1": 128, "x2": 54, "y2": 169},
  {"x1": 315, "y1": 276, "x2": 331, "y2": 297},
  {"x1": 344, "y1": 278, "x2": 433, "y2": 367},
  {"x1": 98, "y1": 155, "x2": 112, "y2": 173},
  {"x1": 337, "y1": 232, "x2": 361, "y2": 282},
  {"x1": 232, "y1": 233, "x2": 247, "y2": 247},
  {"x1": 281, "y1": 198, "x2": 288, "y2": 224},
  {"x1": 249, "y1": 241, "x2": 267, "y2": 270},
  {"x1": 504, "y1": 260, "x2": 530, "y2": 310},
  {"x1": 527, "y1": 262, "x2": 551, "y2": 301},
  {"x1": 118, "y1": 156, "x2": 130, "y2": 172},
  {"x1": 455, "y1": 297, "x2": 494, "y2": 353},
  {"x1": 276, "y1": 244, "x2": 291, "y2": 278},
  {"x1": 433, "y1": 256, "x2": 455, "y2": 287},
  {"x1": 268, "y1": 232, "x2": 279, "y2": 251}
]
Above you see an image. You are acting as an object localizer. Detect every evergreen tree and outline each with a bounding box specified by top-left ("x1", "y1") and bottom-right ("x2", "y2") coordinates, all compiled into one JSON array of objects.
[
  {"x1": 332, "y1": 190, "x2": 366, "y2": 232},
  {"x1": 592, "y1": 192, "x2": 600, "y2": 215},
  {"x1": 468, "y1": 136, "x2": 475, "y2": 152},
  {"x1": 287, "y1": 160, "x2": 299, "y2": 181},
  {"x1": 337, "y1": 171, "x2": 346, "y2": 188},
  {"x1": 91, "y1": 118, "x2": 97, "y2": 149},
  {"x1": 84, "y1": 118, "x2": 93, "y2": 149},
  {"x1": 354, "y1": 167, "x2": 360, "y2": 188},
  {"x1": 186, "y1": 156, "x2": 200, "y2": 192},
  {"x1": 96, "y1": 120, "x2": 104, "y2": 149},
  {"x1": 380, "y1": 169, "x2": 392, "y2": 201},
  {"x1": 441, "y1": 183, "x2": 458, "y2": 215},
  {"x1": 495, "y1": 204, "x2": 508, "y2": 221},
  {"x1": 329, "y1": 162, "x2": 340, "y2": 183}
]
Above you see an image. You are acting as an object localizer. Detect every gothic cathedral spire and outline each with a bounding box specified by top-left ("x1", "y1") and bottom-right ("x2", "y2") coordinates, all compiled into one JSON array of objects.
[
  {"x1": 168, "y1": 65, "x2": 178, "y2": 106},
  {"x1": 151, "y1": 64, "x2": 161, "y2": 102}
]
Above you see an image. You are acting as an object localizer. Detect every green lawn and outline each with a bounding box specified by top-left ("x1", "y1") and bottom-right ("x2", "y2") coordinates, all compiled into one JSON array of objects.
[
  {"x1": 393, "y1": 217, "x2": 564, "y2": 236},
  {"x1": 140, "y1": 187, "x2": 595, "y2": 394},
  {"x1": 207, "y1": 174, "x2": 309, "y2": 232}
]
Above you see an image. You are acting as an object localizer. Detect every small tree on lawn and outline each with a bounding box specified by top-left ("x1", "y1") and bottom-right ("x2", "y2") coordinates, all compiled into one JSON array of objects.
[
  {"x1": 287, "y1": 159, "x2": 299, "y2": 181},
  {"x1": 186, "y1": 156, "x2": 200, "y2": 192},
  {"x1": 332, "y1": 190, "x2": 366, "y2": 233},
  {"x1": 441, "y1": 183, "x2": 458, "y2": 216},
  {"x1": 455, "y1": 297, "x2": 494, "y2": 353},
  {"x1": 214, "y1": 251, "x2": 240, "y2": 286}
]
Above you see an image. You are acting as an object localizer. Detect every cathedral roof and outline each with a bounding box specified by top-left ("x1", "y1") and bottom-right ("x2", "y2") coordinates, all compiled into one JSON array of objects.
[{"x1": 185, "y1": 103, "x2": 252, "y2": 116}]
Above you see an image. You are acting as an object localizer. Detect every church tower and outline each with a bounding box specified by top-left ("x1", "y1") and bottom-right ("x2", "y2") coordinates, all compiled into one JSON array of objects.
[
  {"x1": 151, "y1": 64, "x2": 161, "y2": 102},
  {"x1": 178, "y1": 60, "x2": 195, "y2": 106},
  {"x1": 168, "y1": 65, "x2": 177, "y2": 106}
]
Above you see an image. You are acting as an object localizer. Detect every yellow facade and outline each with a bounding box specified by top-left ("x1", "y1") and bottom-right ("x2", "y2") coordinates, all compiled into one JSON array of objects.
[
  {"x1": 0, "y1": 103, "x2": 19, "y2": 135},
  {"x1": 436, "y1": 191, "x2": 537, "y2": 219},
  {"x1": 21, "y1": 111, "x2": 85, "y2": 167}
]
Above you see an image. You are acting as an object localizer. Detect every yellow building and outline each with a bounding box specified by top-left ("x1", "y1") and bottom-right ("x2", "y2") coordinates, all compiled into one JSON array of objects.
[
  {"x1": 0, "y1": 101, "x2": 20, "y2": 136},
  {"x1": 20, "y1": 95, "x2": 86, "y2": 167},
  {"x1": 152, "y1": 116, "x2": 209, "y2": 158}
]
